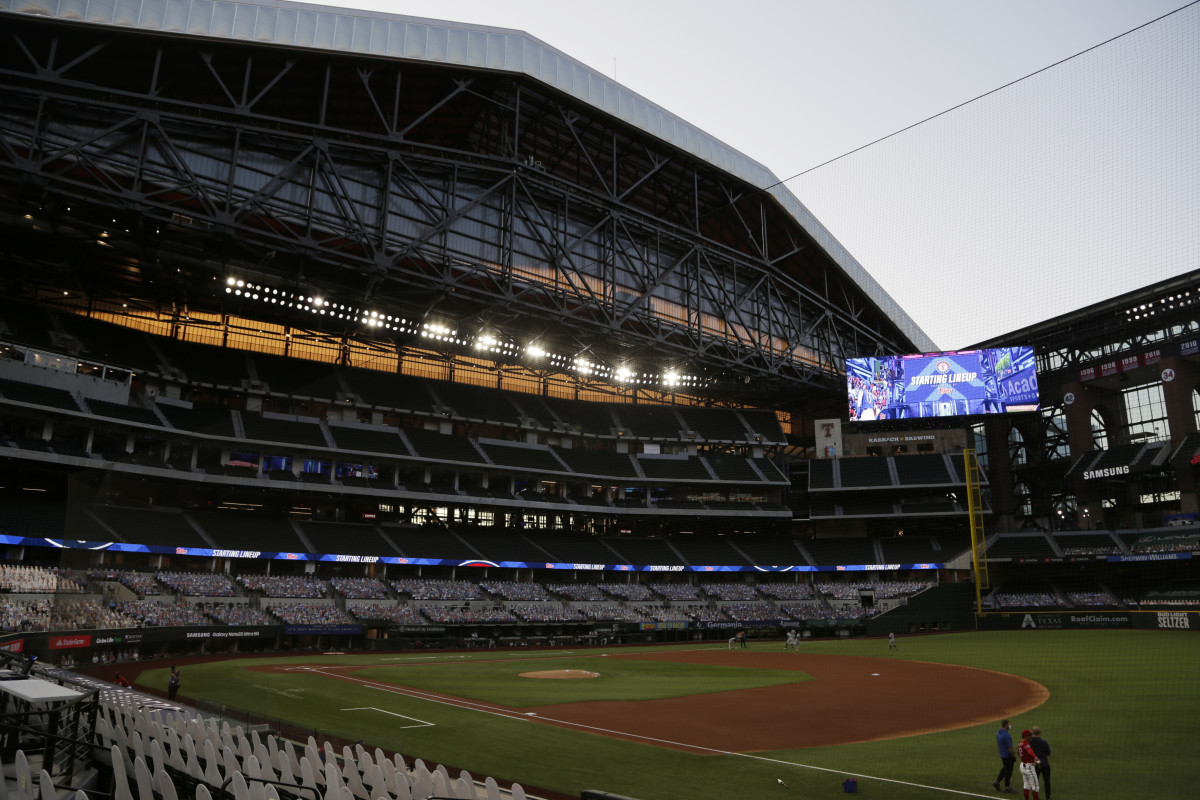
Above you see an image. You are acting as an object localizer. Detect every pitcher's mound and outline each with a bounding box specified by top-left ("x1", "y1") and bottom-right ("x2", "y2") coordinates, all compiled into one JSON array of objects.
[{"x1": 519, "y1": 669, "x2": 600, "y2": 679}]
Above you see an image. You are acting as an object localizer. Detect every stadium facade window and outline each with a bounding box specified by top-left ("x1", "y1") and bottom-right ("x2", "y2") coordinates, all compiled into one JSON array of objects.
[
  {"x1": 1122, "y1": 383, "x2": 1167, "y2": 440},
  {"x1": 1013, "y1": 482, "x2": 1032, "y2": 516},
  {"x1": 1042, "y1": 404, "x2": 1071, "y2": 461},
  {"x1": 302, "y1": 459, "x2": 331, "y2": 476},
  {"x1": 1008, "y1": 427, "x2": 1027, "y2": 467},
  {"x1": 412, "y1": 507, "x2": 449, "y2": 524},
  {"x1": 263, "y1": 455, "x2": 291, "y2": 472},
  {"x1": 969, "y1": 422, "x2": 989, "y2": 471},
  {"x1": 1090, "y1": 409, "x2": 1108, "y2": 450},
  {"x1": 229, "y1": 451, "x2": 259, "y2": 468}
]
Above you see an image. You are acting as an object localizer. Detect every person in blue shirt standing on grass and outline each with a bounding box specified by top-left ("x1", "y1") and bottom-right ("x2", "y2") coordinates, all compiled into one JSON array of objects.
[{"x1": 993, "y1": 719, "x2": 1016, "y2": 793}]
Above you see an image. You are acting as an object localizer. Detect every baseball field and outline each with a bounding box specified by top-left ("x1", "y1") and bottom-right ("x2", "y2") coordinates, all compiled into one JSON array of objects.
[{"x1": 131, "y1": 629, "x2": 1199, "y2": 800}]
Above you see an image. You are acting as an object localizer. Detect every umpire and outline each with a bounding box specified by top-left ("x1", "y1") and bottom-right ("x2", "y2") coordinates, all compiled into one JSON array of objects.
[{"x1": 1029, "y1": 725, "x2": 1052, "y2": 800}]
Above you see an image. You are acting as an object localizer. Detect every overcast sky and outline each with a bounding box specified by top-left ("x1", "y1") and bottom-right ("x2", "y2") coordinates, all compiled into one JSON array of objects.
[{"x1": 297, "y1": 0, "x2": 1198, "y2": 351}]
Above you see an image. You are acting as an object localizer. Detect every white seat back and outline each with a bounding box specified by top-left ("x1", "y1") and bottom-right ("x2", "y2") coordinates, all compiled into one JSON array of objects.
[
  {"x1": 429, "y1": 771, "x2": 449, "y2": 800},
  {"x1": 36, "y1": 769, "x2": 55, "y2": 800},
  {"x1": 108, "y1": 746, "x2": 135, "y2": 800},
  {"x1": 202, "y1": 739, "x2": 224, "y2": 786},
  {"x1": 155, "y1": 769, "x2": 180, "y2": 800},
  {"x1": 133, "y1": 756, "x2": 156, "y2": 800}
]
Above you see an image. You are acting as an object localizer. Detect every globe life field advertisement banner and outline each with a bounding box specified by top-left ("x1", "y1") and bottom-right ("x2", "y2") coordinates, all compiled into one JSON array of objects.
[{"x1": 846, "y1": 347, "x2": 1039, "y2": 422}]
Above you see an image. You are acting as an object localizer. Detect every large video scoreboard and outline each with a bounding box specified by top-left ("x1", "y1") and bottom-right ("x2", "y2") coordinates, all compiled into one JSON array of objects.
[{"x1": 845, "y1": 347, "x2": 1039, "y2": 422}]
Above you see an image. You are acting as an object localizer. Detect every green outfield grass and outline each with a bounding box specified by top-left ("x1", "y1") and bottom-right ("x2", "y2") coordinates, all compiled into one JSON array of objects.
[{"x1": 139, "y1": 630, "x2": 1200, "y2": 800}]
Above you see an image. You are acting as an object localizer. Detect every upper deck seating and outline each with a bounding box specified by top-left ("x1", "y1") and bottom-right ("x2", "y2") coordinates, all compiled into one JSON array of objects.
[
  {"x1": 804, "y1": 537, "x2": 877, "y2": 566},
  {"x1": 478, "y1": 441, "x2": 564, "y2": 472},
  {"x1": 894, "y1": 454, "x2": 954, "y2": 485},
  {"x1": 454, "y1": 527, "x2": 552, "y2": 562},
  {"x1": 155, "y1": 401, "x2": 237, "y2": 437},
  {"x1": 58, "y1": 312, "x2": 163, "y2": 371},
  {"x1": 899, "y1": 498, "x2": 957, "y2": 514},
  {"x1": 541, "y1": 396, "x2": 616, "y2": 436},
  {"x1": 838, "y1": 497, "x2": 900, "y2": 517},
  {"x1": 241, "y1": 414, "x2": 328, "y2": 449},
  {"x1": 88, "y1": 399, "x2": 161, "y2": 427},
  {"x1": 328, "y1": 423, "x2": 412, "y2": 457},
  {"x1": 0, "y1": 299, "x2": 56, "y2": 349},
  {"x1": 809, "y1": 459, "x2": 835, "y2": 489},
  {"x1": 191, "y1": 511, "x2": 307, "y2": 552},
  {"x1": 341, "y1": 369, "x2": 439, "y2": 414},
  {"x1": 878, "y1": 536, "x2": 941, "y2": 563},
  {"x1": 754, "y1": 458, "x2": 787, "y2": 481},
  {"x1": 298, "y1": 521, "x2": 392, "y2": 556},
  {"x1": 839, "y1": 457, "x2": 893, "y2": 488},
  {"x1": 728, "y1": 533, "x2": 805, "y2": 566},
  {"x1": 92, "y1": 506, "x2": 207, "y2": 548},
  {"x1": 637, "y1": 456, "x2": 712, "y2": 481},
  {"x1": 0, "y1": 493, "x2": 66, "y2": 538},
  {"x1": 0, "y1": 377, "x2": 81, "y2": 411},
  {"x1": 669, "y1": 536, "x2": 747, "y2": 567},
  {"x1": 740, "y1": 409, "x2": 787, "y2": 444},
  {"x1": 402, "y1": 428, "x2": 485, "y2": 464},
  {"x1": 382, "y1": 525, "x2": 479, "y2": 559},
  {"x1": 987, "y1": 534, "x2": 1056, "y2": 559},
  {"x1": 165, "y1": 340, "x2": 250, "y2": 387},
  {"x1": 252, "y1": 354, "x2": 347, "y2": 399},
  {"x1": 604, "y1": 537, "x2": 681, "y2": 566},
  {"x1": 508, "y1": 393, "x2": 557, "y2": 428},
  {"x1": 676, "y1": 406, "x2": 752, "y2": 441},
  {"x1": 527, "y1": 530, "x2": 624, "y2": 564},
  {"x1": 551, "y1": 446, "x2": 638, "y2": 478},
  {"x1": 613, "y1": 405, "x2": 684, "y2": 439},
  {"x1": 706, "y1": 455, "x2": 761, "y2": 482},
  {"x1": 429, "y1": 380, "x2": 523, "y2": 424}
]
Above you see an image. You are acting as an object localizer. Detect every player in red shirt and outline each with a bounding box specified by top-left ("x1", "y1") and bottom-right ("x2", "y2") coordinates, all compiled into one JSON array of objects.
[{"x1": 1017, "y1": 729, "x2": 1043, "y2": 800}]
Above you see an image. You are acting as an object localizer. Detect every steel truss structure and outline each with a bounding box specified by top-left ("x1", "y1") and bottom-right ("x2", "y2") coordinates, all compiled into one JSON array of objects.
[{"x1": 0, "y1": 9, "x2": 921, "y2": 408}]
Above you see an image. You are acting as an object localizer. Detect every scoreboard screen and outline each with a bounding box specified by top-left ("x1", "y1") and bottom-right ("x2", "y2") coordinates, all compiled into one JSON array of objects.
[{"x1": 845, "y1": 347, "x2": 1039, "y2": 422}]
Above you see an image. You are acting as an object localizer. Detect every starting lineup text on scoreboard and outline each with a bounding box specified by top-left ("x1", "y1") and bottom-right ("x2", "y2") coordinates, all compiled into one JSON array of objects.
[{"x1": 846, "y1": 346, "x2": 1039, "y2": 422}]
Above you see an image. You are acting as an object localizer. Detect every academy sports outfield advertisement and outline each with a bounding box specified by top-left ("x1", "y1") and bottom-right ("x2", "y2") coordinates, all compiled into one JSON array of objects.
[
  {"x1": 977, "y1": 611, "x2": 1198, "y2": 631},
  {"x1": 0, "y1": 534, "x2": 942, "y2": 572}
]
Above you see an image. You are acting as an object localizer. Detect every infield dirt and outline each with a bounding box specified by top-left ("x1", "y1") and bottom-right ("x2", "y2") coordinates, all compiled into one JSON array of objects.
[{"x1": 251, "y1": 648, "x2": 1047, "y2": 753}]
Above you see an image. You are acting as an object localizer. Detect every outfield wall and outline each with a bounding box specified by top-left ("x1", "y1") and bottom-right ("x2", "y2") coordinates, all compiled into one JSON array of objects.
[
  {"x1": 975, "y1": 610, "x2": 1198, "y2": 630},
  {"x1": 864, "y1": 582, "x2": 978, "y2": 636}
]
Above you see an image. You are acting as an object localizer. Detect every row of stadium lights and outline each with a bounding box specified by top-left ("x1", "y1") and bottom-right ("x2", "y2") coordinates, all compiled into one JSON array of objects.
[
  {"x1": 1127, "y1": 291, "x2": 1193, "y2": 321},
  {"x1": 226, "y1": 276, "x2": 703, "y2": 387}
]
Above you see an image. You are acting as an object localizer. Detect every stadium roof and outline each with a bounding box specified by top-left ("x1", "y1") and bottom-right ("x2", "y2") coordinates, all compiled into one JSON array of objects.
[{"x1": 0, "y1": 0, "x2": 934, "y2": 354}]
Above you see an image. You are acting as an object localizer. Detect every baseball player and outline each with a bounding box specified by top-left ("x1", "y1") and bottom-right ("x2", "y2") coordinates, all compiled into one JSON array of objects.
[{"x1": 1017, "y1": 729, "x2": 1042, "y2": 800}]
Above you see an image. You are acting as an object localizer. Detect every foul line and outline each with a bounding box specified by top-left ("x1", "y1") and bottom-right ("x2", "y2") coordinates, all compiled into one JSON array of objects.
[
  {"x1": 308, "y1": 667, "x2": 998, "y2": 798},
  {"x1": 342, "y1": 707, "x2": 435, "y2": 728}
]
